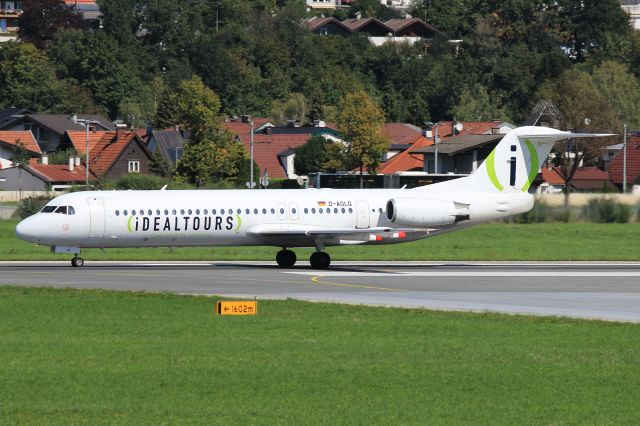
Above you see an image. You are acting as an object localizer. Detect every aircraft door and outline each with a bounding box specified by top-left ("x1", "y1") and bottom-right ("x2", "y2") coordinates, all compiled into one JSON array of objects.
[
  {"x1": 277, "y1": 203, "x2": 287, "y2": 221},
  {"x1": 87, "y1": 197, "x2": 105, "y2": 239},
  {"x1": 356, "y1": 200, "x2": 370, "y2": 229},
  {"x1": 289, "y1": 203, "x2": 299, "y2": 220}
]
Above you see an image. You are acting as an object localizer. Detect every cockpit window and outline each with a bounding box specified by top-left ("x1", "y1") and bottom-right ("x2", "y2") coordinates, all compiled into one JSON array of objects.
[
  {"x1": 41, "y1": 205, "x2": 56, "y2": 213},
  {"x1": 55, "y1": 206, "x2": 67, "y2": 214},
  {"x1": 68, "y1": 206, "x2": 76, "y2": 215}
]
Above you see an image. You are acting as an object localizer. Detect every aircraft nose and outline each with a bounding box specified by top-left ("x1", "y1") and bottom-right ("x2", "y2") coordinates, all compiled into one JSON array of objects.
[{"x1": 16, "y1": 217, "x2": 37, "y2": 243}]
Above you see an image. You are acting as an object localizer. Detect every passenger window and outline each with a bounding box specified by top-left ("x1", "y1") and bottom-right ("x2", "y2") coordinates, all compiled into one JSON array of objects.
[
  {"x1": 41, "y1": 206, "x2": 56, "y2": 213},
  {"x1": 213, "y1": 209, "x2": 217, "y2": 215},
  {"x1": 148, "y1": 209, "x2": 152, "y2": 216},
  {"x1": 319, "y1": 208, "x2": 323, "y2": 213},
  {"x1": 164, "y1": 210, "x2": 168, "y2": 215},
  {"x1": 254, "y1": 208, "x2": 258, "y2": 214},
  {"x1": 115, "y1": 210, "x2": 120, "y2": 216},
  {"x1": 333, "y1": 208, "x2": 338, "y2": 213},
  {"x1": 188, "y1": 209, "x2": 193, "y2": 215},
  {"x1": 124, "y1": 210, "x2": 128, "y2": 216},
  {"x1": 237, "y1": 208, "x2": 241, "y2": 214},
  {"x1": 270, "y1": 208, "x2": 275, "y2": 214},
  {"x1": 312, "y1": 208, "x2": 316, "y2": 214},
  {"x1": 203, "y1": 209, "x2": 208, "y2": 215},
  {"x1": 341, "y1": 208, "x2": 345, "y2": 214},
  {"x1": 221, "y1": 209, "x2": 225, "y2": 215},
  {"x1": 68, "y1": 206, "x2": 75, "y2": 215},
  {"x1": 304, "y1": 208, "x2": 308, "y2": 214},
  {"x1": 262, "y1": 208, "x2": 267, "y2": 214},
  {"x1": 180, "y1": 209, "x2": 185, "y2": 215},
  {"x1": 172, "y1": 209, "x2": 177, "y2": 215},
  {"x1": 196, "y1": 209, "x2": 201, "y2": 215},
  {"x1": 245, "y1": 208, "x2": 250, "y2": 214},
  {"x1": 156, "y1": 209, "x2": 160, "y2": 215}
]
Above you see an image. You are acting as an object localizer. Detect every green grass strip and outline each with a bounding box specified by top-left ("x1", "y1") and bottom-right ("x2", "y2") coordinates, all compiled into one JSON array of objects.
[
  {"x1": 2, "y1": 220, "x2": 640, "y2": 261},
  {"x1": 1, "y1": 287, "x2": 639, "y2": 424}
]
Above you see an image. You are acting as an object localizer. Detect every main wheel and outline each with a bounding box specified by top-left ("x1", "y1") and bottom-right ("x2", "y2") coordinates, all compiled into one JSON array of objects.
[
  {"x1": 310, "y1": 252, "x2": 331, "y2": 269},
  {"x1": 276, "y1": 249, "x2": 297, "y2": 268},
  {"x1": 71, "y1": 256, "x2": 84, "y2": 267}
]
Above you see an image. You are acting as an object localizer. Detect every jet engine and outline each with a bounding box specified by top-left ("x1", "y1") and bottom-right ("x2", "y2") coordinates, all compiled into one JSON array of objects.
[{"x1": 385, "y1": 198, "x2": 469, "y2": 227}]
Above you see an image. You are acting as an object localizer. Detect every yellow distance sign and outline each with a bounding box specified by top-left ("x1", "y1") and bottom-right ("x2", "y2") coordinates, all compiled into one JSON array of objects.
[{"x1": 216, "y1": 301, "x2": 258, "y2": 316}]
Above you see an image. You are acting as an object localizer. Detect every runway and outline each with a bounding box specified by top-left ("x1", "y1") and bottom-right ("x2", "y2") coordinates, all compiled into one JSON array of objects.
[{"x1": 1, "y1": 261, "x2": 640, "y2": 322}]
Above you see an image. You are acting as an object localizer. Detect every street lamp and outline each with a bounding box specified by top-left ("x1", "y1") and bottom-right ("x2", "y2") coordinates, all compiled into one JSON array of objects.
[
  {"x1": 75, "y1": 119, "x2": 100, "y2": 187},
  {"x1": 250, "y1": 119, "x2": 255, "y2": 189}
]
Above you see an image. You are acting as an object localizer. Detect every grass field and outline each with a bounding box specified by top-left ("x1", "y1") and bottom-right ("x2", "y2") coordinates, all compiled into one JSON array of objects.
[
  {"x1": 2, "y1": 219, "x2": 640, "y2": 261},
  {"x1": 1, "y1": 287, "x2": 639, "y2": 424}
]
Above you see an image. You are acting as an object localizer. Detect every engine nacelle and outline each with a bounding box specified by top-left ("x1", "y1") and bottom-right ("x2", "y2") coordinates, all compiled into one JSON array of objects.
[{"x1": 386, "y1": 198, "x2": 462, "y2": 227}]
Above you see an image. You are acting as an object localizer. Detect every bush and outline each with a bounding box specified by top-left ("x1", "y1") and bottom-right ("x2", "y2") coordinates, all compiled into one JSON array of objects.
[
  {"x1": 114, "y1": 174, "x2": 169, "y2": 190},
  {"x1": 513, "y1": 202, "x2": 549, "y2": 223},
  {"x1": 14, "y1": 195, "x2": 54, "y2": 219},
  {"x1": 582, "y1": 198, "x2": 632, "y2": 223}
]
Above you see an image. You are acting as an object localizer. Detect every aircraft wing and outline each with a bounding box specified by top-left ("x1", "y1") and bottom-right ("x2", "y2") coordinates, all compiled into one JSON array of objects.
[{"x1": 246, "y1": 225, "x2": 430, "y2": 245}]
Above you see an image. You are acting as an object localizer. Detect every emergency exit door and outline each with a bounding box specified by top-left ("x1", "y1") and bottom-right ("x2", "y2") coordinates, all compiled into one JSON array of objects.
[{"x1": 87, "y1": 198, "x2": 105, "y2": 239}]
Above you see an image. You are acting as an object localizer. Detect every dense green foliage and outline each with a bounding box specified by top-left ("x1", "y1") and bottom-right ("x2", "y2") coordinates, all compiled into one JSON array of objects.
[
  {"x1": 4, "y1": 0, "x2": 637, "y2": 132},
  {"x1": 2, "y1": 287, "x2": 640, "y2": 423},
  {"x1": 14, "y1": 195, "x2": 54, "y2": 219}
]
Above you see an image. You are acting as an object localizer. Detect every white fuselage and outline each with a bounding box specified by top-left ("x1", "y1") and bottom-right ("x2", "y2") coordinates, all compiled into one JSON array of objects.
[{"x1": 15, "y1": 187, "x2": 534, "y2": 249}]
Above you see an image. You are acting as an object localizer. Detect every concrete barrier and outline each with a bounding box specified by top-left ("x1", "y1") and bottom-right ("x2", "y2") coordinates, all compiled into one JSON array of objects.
[
  {"x1": 0, "y1": 191, "x2": 52, "y2": 202},
  {"x1": 0, "y1": 205, "x2": 18, "y2": 219},
  {"x1": 537, "y1": 193, "x2": 640, "y2": 207}
]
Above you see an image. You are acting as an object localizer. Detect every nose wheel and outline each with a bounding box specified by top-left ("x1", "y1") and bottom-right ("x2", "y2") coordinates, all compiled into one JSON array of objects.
[
  {"x1": 71, "y1": 256, "x2": 84, "y2": 267},
  {"x1": 310, "y1": 252, "x2": 331, "y2": 269},
  {"x1": 276, "y1": 249, "x2": 297, "y2": 268}
]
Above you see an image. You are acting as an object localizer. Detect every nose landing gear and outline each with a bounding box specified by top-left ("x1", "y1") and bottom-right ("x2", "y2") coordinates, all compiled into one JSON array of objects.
[{"x1": 71, "y1": 256, "x2": 84, "y2": 267}]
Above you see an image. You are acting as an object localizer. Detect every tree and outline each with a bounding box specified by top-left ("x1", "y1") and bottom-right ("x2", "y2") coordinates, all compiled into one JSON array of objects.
[
  {"x1": 294, "y1": 135, "x2": 345, "y2": 176},
  {"x1": 148, "y1": 149, "x2": 173, "y2": 178},
  {"x1": 592, "y1": 61, "x2": 640, "y2": 130},
  {"x1": 170, "y1": 77, "x2": 245, "y2": 186},
  {"x1": 10, "y1": 140, "x2": 29, "y2": 167},
  {"x1": 0, "y1": 42, "x2": 65, "y2": 111},
  {"x1": 270, "y1": 93, "x2": 308, "y2": 125},
  {"x1": 538, "y1": 69, "x2": 620, "y2": 205},
  {"x1": 452, "y1": 83, "x2": 510, "y2": 122},
  {"x1": 18, "y1": 0, "x2": 83, "y2": 48},
  {"x1": 337, "y1": 91, "x2": 388, "y2": 187}
]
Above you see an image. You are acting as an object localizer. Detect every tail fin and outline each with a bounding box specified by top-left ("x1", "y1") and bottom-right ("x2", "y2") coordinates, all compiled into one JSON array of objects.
[{"x1": 424, "y1": 126, "x2": 614, "y2": 193}]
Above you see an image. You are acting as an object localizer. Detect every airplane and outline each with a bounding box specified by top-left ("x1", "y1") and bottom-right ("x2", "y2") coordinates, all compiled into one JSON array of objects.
[{"x1": 15, "y1": 126, "x2": 612, "y2": 269}]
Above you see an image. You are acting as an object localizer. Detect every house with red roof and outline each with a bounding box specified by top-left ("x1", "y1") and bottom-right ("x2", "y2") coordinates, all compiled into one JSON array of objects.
[
  {"x1": 380, "y1": 121, "x2": 515, "y2": 175},
  {"x1": 0, "y1": 162, "x2": 90, "y2": 191},
  {"x1": 88, "y1": 130, "x2": 153, "y2": 180},
  {"x1": 0, "y1": 130, "x2": 41, "y2": 169},
  {"x1": 608, "y1": 136, "x2": 640, "y2": 190},
  {"x1": 223, "y1": 118, "x2": 338, "y2": 179},
  {"x1": 378, "y1": 136, "x2": 433, "y2": 174},
  {"x1": 381, "y1": 123, "x2": 423, "y2": 162},
  {"x1": 62, "y1": 130, "x2": 107, "y2": 156},
  {"x1": 538, "y1": 166, "x2": 614, "y2": 194}
]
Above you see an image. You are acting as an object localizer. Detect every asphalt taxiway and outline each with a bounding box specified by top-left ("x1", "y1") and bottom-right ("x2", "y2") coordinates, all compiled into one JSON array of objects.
[{"x1": 1, "y1": 261, "x2": 640, "y2": 322}]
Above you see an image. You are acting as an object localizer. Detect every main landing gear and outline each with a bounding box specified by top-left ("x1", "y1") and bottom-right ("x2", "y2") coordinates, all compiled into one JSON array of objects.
[
  {"x1": 310, "y1": 251, "x2": 331, "y2": 270},
  {"x1": 276, "y1": 249, "x2": 297, "y2": 268},
  {"x1": 71, "y1": 255, "x2": 84, "y2": 267},
  {"x1": 275, "y1": 248, "x2": 331, "y2": 269}
]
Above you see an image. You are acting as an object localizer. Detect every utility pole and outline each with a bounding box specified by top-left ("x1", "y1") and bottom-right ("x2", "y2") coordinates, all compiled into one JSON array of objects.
[
  {"x1": 623, "y1": 123, "x2": 628, "y2": 193},
  {"x1": 76, "y1": 118, "x2": 100, "y2": 187},
  {"x1": 434, "y1": 124, "x2": 439, "y2": 174},
  {"x1": 250, "y1": 120, "x2": 255, "y2": 189}
]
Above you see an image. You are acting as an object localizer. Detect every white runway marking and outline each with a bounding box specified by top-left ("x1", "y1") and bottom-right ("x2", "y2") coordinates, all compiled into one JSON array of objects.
[{"x1": 288, "y1": 271, "x2": 640, "y2": 277}]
